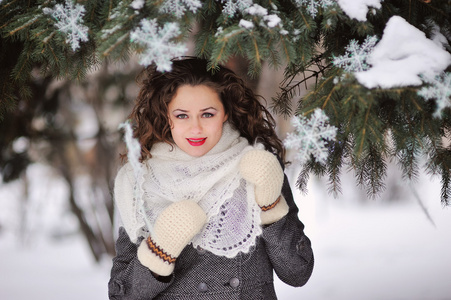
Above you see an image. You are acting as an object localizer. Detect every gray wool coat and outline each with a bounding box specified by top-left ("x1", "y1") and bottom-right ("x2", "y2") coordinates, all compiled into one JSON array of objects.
[{"x1": 108, "y1": 175, "x2": 314, "y2": 300}]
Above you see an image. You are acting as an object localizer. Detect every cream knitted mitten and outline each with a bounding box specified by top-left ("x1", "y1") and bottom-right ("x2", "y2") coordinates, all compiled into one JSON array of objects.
[
  {"x1": 239, "y1": 149, "x2": 289, "y2": 225},
  {"x1": 137, "y1": 200, "x2": 207, "y2": 276}
]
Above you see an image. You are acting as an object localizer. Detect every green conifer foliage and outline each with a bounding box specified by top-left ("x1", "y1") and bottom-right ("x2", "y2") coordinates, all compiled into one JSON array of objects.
[{"x1": 1, "y1": 0, "x2": 450, "y2": 204}]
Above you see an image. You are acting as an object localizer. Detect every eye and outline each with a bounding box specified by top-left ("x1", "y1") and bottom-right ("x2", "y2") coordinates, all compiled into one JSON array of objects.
[
  {"x1": 202, "y1": 112, "x2": 214, "y2": 118},
  {"x1": 175, "y1": 114, "x2": 188, "y2": 119}
]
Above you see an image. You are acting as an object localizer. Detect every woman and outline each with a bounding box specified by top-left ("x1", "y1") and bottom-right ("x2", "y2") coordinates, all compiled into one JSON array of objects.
[{"x1": 109, "y1": 57, "x2": 314, "y2": 299}]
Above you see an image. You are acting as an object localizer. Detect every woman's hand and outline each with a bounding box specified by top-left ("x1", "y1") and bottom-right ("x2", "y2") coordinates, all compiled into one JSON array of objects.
[
  {"x1": 239, "y1": 150, "x2": 289, "y2": 225},
  {"x1": 137, "y1": 200, "x2": 207, "y2": 276}
]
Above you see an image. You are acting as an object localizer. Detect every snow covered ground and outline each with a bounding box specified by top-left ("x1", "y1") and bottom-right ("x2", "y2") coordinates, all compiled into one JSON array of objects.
[
  {"x1": 279, "y1": 165, "x2": 451, "y2": 300},
  {"x1": 1, "y1": 164, "x2": 451, "y2": 300}
]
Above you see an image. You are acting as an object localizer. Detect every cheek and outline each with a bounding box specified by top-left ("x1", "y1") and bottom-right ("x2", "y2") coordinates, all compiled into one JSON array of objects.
[{"x1": 214, "y1": 123, "x2": 224, "y2": 139}]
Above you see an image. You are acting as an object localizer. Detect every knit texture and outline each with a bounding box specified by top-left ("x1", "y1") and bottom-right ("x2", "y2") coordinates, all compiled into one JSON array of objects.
[
  {"x1": 239, "y1": 150, "x2": 288, "y2": 225},
  {"x1": 260, "y1": 195, "x2": 289, "y2": 225},
  {"x1": 137, "y1": 200, "x2": 207, "y2": 276},
  {"x1": 108, "y1": 176, "x2": 314, "y2": 299},
  {"x1": 114, "y1": 122, "x2": 264, "y2": 258}
]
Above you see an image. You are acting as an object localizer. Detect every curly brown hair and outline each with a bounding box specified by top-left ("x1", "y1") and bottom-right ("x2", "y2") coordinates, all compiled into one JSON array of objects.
[{"x1": 129, "y1": 57, "x2": 285, "y2": 161}]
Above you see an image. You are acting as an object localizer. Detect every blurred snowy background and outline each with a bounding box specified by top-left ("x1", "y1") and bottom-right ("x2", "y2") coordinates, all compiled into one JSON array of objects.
[
  {"x1": 1, "y1": 53, "x2": 451, "y2": 299},
  {"x1": 1, "y1": 161, "x2": 450, "y2": 300}
]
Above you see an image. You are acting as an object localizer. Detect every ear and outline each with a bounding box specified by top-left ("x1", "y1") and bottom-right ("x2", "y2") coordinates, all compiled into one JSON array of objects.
[
  {"x1": 223, "y1": 113, "x2": 228, "y2": 123},
  {"x1": 167, "y1": 115, "x2": 174, "y2": 129}
]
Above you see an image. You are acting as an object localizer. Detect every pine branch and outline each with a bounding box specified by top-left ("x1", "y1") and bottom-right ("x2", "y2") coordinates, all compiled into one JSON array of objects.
[
  {"x1": 0, "y1": 82, "x2": 17, "y2": 121},
  {"x1": 9, "y1": 16, "x2": 39, "y2": 36},
  {"x1": 295, "y1": 159, "x2": 326, "y2": 194},
  {"x1": 326, "y1": 138, "x2": 348, "y2": 197},
  {"x1": 0, "y1": 0, "x2": 450, "y2": 205},
  {"x1": 215, "y1": 27, "x2": 246, "y2": 57},
  {"x1": 426, "y1": 146, "x2": 451, "y2": 206},
  {"x1": 320, "y1": 86, "x2": 338, "y2": 115},
  {"x1": 409, "y1": 182, "x2": 436, "y2": 227},
  {"x1": 102, "y1": 32, "x2": 130, "y2": 57},
  {"x1": 355, "y1": 103, "x2": 372, "y2": 157},
  {"x1": 273, "y1": 61, "x2": 333, "y2": 118},
  {"x1": 353, "y1": 144, "x2": 387, "y2": 198},
  {"x1": 279, "y1": 35, "x2": 294, "y2": 64},
  {"x1": 12, "y1": 42, "x2": 33, "y2": 82},
  {"x1": 270, "y1": 93, "x2": 293, "y2": 119}
]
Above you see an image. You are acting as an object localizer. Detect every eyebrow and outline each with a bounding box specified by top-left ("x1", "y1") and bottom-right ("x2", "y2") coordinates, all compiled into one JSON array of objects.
[
  {"x1": 171, "y1": 107, "x2": 218, "y2": 113},
  {"x1": 201, "y1": 107, "x2": 218, "y2": 112}
]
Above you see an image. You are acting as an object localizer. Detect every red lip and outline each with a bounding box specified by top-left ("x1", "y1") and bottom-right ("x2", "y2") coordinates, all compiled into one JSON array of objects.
[{"x1": 187, "y1": 138, "x2": 207, "y2": 146}]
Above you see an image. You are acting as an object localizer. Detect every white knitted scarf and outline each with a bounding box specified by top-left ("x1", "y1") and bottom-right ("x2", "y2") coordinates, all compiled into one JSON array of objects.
[{"x1": 125, "y1": 122, "x2": 263, "y2": 258}]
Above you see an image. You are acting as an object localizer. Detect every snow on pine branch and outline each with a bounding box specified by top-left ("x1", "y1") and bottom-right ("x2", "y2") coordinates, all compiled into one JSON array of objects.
[
  {"x1": 333, "y1": 36, "x2": 378, "y2": 72},
  {"x1": 238, "y1": 4, "x2": 283, "y2": 30},
  {"x1": 337, "y1": 0, "x2": 382, "y2": 21},
  {"x1": 131, "y1": 0, "x2": 145, "y2": 10},
  {"x1": 418, "y1": 72, "x2": 451, "y2": 118},
  {"x1": 355, "y1": 16, "x2": 451, "y2": 89},
  {"x1": 43, "y1": 0, "x2": 89, "y2": 51},
  {"x1": 118, "y1": 121, "x2": 142, "y2": 178},
  {"x1": 294, "y1": 0, "x2": 335, "y2": 17},
  {"x1": 159, "y1": 0, "x2": 202, "y2": 19},
  {"x1": 130, "y1": 19, "x2": 187, "y2": 71},
  {"x1": 284, "y1": 108, "x2": 337, "y2": 165},
  {"x1": 220, "y1": 0, "x2": 253, "y2": 17},
  {"x1": 247, "y1": 4, "x2": 282, "y2": 28},
  {"x1": 118, "y1": 121, "x2": 152, "y2": 232}
]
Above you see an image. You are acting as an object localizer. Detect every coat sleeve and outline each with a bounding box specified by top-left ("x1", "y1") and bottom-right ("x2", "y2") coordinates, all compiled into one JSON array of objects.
[
  {"x1": 108, "y1": 227, "x2": 174, "y2": 300},
  {"x1": 109, "y1": 164, "x2": 174, "y2": 299},
  {"x1": 261, "y1": 174, "x2": 314, "y2": 287}
]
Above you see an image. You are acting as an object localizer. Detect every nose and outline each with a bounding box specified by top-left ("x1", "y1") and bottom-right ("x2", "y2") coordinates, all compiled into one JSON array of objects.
[{"x1": 190, "y1": 117, "x2": 202, "y2": 134}]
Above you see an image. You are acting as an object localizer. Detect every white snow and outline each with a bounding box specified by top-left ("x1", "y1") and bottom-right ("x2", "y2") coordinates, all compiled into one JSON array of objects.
[
  {"x1": 221, "y1": 0, "x2": 253, "y2": 17},
  {"x1": 12, "y1": 137, "x2": 30, "y2": 153},
  {"x1": 2, "y1": 1, "x2": 450, "y2": 298},
  {"x1": 130, "y1": 19, "x2": 187, "y2": 70},
  {"x1": 337, "y1": 0, "x2": 382, "y2": 21},
  {"x1": 130, "y1": 0, "x2": 144, "y2": 10},
  {"x1": 284, "y1": 108, "x2": 337, "y2": 165},
  {"x1": 118, "y1": 122, "x2": 142, "y2": 176},
  {"x1": 295, "y1": 0, "x2": 335, "y2": 17},
  {"x1": 0, "y1": 234, "x2": 109, "y2": 300},
  {"x1": 263, "y1": 14, "x2": 281, "y2": 28},
  {"x1": 159, "y1": 0, "x2": 202, "y2": 19},
  {"x1": 43, "y1": 0, "x2": 89, "y2": 51},
  {"x1": 1, "y1": 162, "x2": 451, "y2": 300},
  {"x1": 239, "y1": 19, "x2": 254, "y2": 29},
  {"x1": 430, "y1": 21, "x2": 449, "y2": 48},
  {"x1": 276, "y1": 164, "x2": 451, "y2": 299},
  {"x1": 241, "y1": 4, "x2": 282, "y2": 29},
  {"x1": 355, "y1": 16, "x2": 451, "y2": 89},
  {"x1": 418, "y1": 72, "x2": 451, "y2": 117},
  {"x1": 333, "y1": 35, "x2": 378, "y2": 72},
  {"x1": 246, "y1": 4, "x2": 268, "y2": 16}
]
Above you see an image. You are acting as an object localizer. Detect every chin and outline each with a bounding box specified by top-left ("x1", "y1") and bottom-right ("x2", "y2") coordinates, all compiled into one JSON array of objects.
[{"x1": 184, "y1": 146, "x2": 211, "y2": 157}]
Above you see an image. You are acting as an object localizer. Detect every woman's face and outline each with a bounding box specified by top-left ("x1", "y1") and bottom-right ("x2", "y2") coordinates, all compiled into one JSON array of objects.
[{"x1": 168, "y1": 84, "x2": 228, "y2": 157}]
